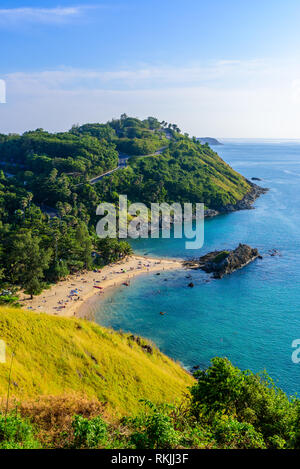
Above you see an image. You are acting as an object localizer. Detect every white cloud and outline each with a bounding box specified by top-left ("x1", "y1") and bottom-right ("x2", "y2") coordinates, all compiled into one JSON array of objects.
[
  {"x1": 0, "y1": 6, "x2": 90, "y2": 25},
  {"x1": 2, "y1": 60, "x2": 300, "y2": 137},
  {"x1": 4, "y1": 60, "x2": 273, "y2": 90}
]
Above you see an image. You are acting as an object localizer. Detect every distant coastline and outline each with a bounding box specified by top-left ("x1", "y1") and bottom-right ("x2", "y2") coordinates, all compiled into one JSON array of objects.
[{"x1": 197, "y1": 137, "x2": 223, "y2": 145}]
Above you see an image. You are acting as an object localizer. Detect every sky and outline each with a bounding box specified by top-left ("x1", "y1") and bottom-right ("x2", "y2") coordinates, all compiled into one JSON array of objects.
[{"x1": 1, "y1": 0, "x2": 300, "y2": 137}]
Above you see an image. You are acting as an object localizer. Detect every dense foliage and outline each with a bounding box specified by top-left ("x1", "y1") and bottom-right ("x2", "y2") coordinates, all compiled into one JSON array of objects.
[
  {"x1": 2, "y1": 357, "x2": 299, "y2": 449},
  {"x1": 0, "y1": 174, "x2": 132, "y2": 298},
  {"x1": 0, "y1": 413, "x2": 40, "y2": 449},
  {"x1": 0, "y1": 115, "x2": 249, "y2": 299},
  {"x1": 71, "y1": 114, "x2": 168, "y2": 156}
]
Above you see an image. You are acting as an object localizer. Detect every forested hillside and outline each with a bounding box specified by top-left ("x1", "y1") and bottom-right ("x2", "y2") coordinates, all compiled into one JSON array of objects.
[{"x1": 96, "y1": 138, "x2": 249, "y2": 208}]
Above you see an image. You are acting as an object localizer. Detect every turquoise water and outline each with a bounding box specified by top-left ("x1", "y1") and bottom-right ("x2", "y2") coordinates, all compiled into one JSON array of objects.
[{"x1": 94, "y1": 141, "x2": 300, "y2": 396}]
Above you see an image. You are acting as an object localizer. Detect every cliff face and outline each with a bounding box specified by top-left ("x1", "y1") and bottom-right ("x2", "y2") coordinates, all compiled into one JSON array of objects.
[{"x1": 185, "y1": 244, "x2": 260, "y2": 278}]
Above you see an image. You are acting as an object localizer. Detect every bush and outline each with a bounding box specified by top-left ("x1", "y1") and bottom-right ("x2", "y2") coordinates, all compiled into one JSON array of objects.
[
  {"x1": 72, "y1": 414, "x2": 108, "y2": 448},
  {"x1": 190, "y1": 357, "x2": 298, "y2": 448},
  {"x1": 0, "y1": 294, "x2": 20, "y2": 307},
  {"x1": 127, "y1": 401, "x2": 180, "y2": 449},
  {"x1": 212, "y1": 416, "x2": 266, "y2": 449},
  {"x1": 0, "y1": 413, "x2": 40, "y2": 449}
]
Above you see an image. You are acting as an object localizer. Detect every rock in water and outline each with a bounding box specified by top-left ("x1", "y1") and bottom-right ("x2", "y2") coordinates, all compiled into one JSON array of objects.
[{"x1": 185, "y1": 244, "x2": 260, "y2": 279}]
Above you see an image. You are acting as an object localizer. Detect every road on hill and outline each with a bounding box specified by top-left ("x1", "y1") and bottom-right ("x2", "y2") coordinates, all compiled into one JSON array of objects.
[{"x1": 89, "y1": 145, "x2": 168, "y2": 185}]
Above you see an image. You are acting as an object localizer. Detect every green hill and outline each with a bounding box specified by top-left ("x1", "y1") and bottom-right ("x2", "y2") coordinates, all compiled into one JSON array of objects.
[
  {"x1": 95, "y1": 137, "x2": 251, "y2": 210},
  {"x1": 0, "y1": 306, "x2": 194, "y2": 416},
  {"x1": 0, "y1": 116, "x2": 257, "y2": 302}
]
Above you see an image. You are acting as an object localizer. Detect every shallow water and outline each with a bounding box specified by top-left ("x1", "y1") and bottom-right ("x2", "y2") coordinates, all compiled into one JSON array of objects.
[{"x1": 92, "y1": 141, "x2": 300, "y2": 396}]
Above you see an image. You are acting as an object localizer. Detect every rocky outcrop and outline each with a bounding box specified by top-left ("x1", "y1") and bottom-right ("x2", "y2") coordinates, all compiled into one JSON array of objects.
[
  {"x1": 184, "y1": 244, "x2": 260, "y2": 279},
  {"x1": 204, "y1": 209, "x2": 220, "y2": 218},
  {"x1": 149, "y1": 181, "x2": 268, "y2": 226},
  {"x1": 221, "y1": 181, "x2": 268, "y2": 213},
  {"x1": 128, "y1": 334, "x2": 153, "y2": 354},
  {"x1": 267, "y1": 248, "x2": 281, "y2": 257}
]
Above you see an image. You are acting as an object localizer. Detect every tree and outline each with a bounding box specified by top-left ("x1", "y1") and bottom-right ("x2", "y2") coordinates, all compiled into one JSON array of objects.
[
  {"x1": 96, "y1": 238, "x2": 132, "y2": 264},
  {"x1": 47, "y1": 259, "x2": 69, "y2": 282},
  {"x1": 24, "y1": 277, "x2": 43, "y2": 299},
  {"x1": 74, "y1": 222, "x2": 92, "y2": 269}
]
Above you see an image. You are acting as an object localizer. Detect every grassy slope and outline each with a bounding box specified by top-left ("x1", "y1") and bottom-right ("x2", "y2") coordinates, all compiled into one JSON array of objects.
[
  {"x1": 0, "y1": 307, "x2": 194, "y2": 415},
  {"x1": 122, "y1": 141, "x2": 251, "y2": 208},
  {"x1": 202, "y1": 155, "x2": 250, "y2": 201}
]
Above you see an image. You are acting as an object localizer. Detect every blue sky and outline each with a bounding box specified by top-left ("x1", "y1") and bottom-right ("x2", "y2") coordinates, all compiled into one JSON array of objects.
[{"x1": 1, "y1": 0, "x2": 300, "y2": 137}]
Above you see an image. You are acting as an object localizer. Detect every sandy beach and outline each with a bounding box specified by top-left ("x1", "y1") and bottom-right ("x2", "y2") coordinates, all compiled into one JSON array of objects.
[{"x1": 19, "y1": 255, "x2": 183, "y2": 318}]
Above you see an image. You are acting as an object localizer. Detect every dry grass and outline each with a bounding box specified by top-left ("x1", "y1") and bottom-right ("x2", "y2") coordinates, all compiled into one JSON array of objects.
[{"x1": 4, "y1": 394, "x2": 107, "y2": 448}]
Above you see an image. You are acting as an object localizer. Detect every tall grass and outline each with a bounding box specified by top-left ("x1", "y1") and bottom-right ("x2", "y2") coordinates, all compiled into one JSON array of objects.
[{"x1": 0, "y1": 307, "x2": 194, "y2": 415}]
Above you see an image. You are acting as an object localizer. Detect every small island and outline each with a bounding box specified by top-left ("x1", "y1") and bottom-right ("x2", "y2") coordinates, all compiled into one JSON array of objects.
[
  {"x1": 184, "y1": 244, "x2": 260, "y2": 278},
  {"x1": 197, "y1": 137, "x2": 223, "y2": 145}
]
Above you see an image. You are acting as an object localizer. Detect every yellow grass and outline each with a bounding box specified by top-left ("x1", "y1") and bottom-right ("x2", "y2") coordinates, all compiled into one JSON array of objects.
[{"x1": 0, "y1": 306, "x2": 194, "y2": 415}]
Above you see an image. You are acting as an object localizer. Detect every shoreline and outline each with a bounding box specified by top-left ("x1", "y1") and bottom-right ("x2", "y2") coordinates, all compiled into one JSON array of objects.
[
  {"x1": 19, "y1": 255, "x2": 183, "y2": 318},
  {"x1": 204, "y1": 181, "x2": 269, "y2": 218},
  {"x1": 19, "y1": 183, "x2": 268, "y2": 320}
]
